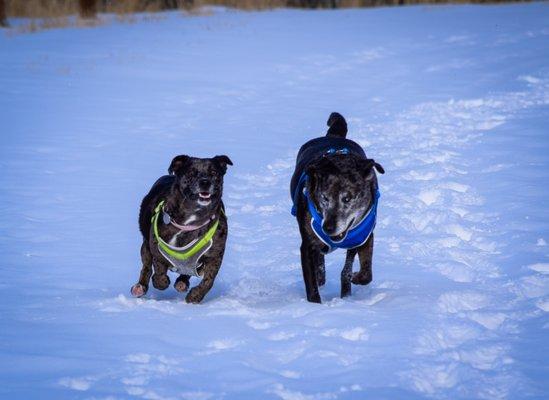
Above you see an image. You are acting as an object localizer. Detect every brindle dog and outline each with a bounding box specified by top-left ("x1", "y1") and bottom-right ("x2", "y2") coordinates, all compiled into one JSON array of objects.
[
  {"x1": 290, "y1": 112, "x2": 384, "y2": 303},
  {"x1": 131, "y1": 155, "x2": 232, "y2": 303}
]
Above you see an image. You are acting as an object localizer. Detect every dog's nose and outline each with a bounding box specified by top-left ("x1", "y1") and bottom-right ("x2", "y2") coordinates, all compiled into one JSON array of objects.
[
  {"x1": 322, "y1": 220, "x2": 337, "y2": 235},
  {"x1": 198, "y1": 178, "x2": 211, "y2": 190}
]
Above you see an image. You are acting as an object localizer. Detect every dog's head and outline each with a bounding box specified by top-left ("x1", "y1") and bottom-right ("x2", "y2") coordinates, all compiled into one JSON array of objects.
[
  {"x1": 306, "y1": 155, "x2": 384, "y2": 241},
  {"x1": 168, "y1": 155, "x2": 233, "y2": 210}
]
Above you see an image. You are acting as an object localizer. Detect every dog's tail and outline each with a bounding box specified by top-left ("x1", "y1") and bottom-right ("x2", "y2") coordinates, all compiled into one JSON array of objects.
[{"x1": 326, "y1": 112, "x2": 348, "y2": 138}]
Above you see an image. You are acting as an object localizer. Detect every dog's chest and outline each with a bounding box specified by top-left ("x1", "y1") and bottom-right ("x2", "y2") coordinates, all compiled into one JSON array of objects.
[
  {"x1": 159, "y1": 228, "x2": 211, "y2": 277},
  {"x1": 168, "y1": 230, "x2": 193, "y2": 247}
]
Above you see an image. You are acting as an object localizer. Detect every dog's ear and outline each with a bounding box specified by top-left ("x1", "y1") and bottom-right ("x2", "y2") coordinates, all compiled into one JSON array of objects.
[
  {"x1": 359, "y1": 158, "x2": 385, "y2": 179},
  {"x1": 306, "y1": 161, "x2": 327, "y2": 195},
  {"x1": 305, "y1": 164, "x2": 319, "y2": 193},
  {"x1": 168, "y1": 155, "x2": 191, "y2": 176},
  {"x1": 306, "y1": 157, "x2": 337, "y2": 193},
  {"x1": 213, "y1": 155, "x2": 233, "y2": 174},
  {"x1": 373, "y1": 161, "x2": 385, "y2": 174}
]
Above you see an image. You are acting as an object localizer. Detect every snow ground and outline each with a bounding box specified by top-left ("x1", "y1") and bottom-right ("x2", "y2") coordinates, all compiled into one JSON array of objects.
[{"x1": 1, "y1": 3, "x2": 549, "y2": 399}]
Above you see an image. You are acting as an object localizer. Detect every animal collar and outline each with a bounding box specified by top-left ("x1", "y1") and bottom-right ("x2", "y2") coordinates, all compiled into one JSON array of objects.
[
  {"x1": 152, "y1": 200, "x2": 221, "y2": 276},
  {"x1": 162, "y1": 207, "x2": 215, "y2": 232},
  {"x1": 291, "y1": 172, "x2": 380, "y2": 253}
]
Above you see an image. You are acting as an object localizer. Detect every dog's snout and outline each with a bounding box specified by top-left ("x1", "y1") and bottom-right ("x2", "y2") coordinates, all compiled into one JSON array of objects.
[
  {"x1": 322, "y1": 220, "x2": 337, "y2": 235},
  {"x1": 198, "y1": 178, "x2": 211, "y2": 190}
]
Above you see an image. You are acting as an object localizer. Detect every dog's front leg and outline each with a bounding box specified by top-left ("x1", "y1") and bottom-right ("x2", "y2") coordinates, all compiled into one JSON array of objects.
[
  {"x1": 151, "y1": 257, "x2": 171, "y2": 290},
  {"x1": 185, "y1": 262, "x2": 220, "y2": 304},
  {"x1": 315, "y1": 252, "x2": 326, "y2": 287},
  {"x1": 300, "y1": 241, "x2": 321, "y2": 303},
  {"x1": 131, "y1": 241, "x2": 153, "y2": 297},
  {"x1": 352, "y1": 233, "x2": 374, "y2": 285},
  {"x1": 341, "y1": 248, "x2": 357, "y2": 298}
]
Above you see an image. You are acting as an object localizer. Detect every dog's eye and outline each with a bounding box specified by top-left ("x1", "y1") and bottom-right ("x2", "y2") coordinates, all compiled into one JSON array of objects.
[{"x1": 342, "y1": 196, "x2": 351, "y2": 204}]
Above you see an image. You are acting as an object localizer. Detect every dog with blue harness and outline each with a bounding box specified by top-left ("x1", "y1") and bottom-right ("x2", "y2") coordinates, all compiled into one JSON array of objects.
[{"x1": 290, "y1": 112, "x2": 384, "y2": 303}]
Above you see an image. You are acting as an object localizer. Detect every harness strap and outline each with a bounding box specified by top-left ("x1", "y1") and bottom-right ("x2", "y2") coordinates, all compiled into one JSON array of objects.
[
  {"x1": 152, "y1": 200, "x2": 220, "y2": 261},
  {"x1": 306, "y1": 188, "x2": 379, "y2": 252},
  {"x1": 291, "y1": 172, "x2": 308, "y2": 217},
  {"x1": 166, "y1": 212, "x2": 214, "y2": 231},
  {"x1": 290, "y1": 166, "x2": 380, "y2": 252}
]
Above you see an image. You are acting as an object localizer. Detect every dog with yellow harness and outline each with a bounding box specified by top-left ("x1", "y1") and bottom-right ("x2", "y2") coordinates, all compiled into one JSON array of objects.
[{"x1": 131, "y1": 154, "x2": 233, "y2": 303}]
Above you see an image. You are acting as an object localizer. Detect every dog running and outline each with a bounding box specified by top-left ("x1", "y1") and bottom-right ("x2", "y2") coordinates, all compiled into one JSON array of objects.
[
  {"x1": 290, "y1": 112, "x2": 384, "y2": 303},
  {"x1": 131, "y1": 155, "x2": 232, "y2": 303}
]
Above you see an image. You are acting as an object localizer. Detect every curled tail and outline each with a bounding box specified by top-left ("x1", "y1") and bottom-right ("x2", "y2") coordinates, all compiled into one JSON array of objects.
[{"x1": 326, "y1": 112, "x2": 347, "y2": 138}]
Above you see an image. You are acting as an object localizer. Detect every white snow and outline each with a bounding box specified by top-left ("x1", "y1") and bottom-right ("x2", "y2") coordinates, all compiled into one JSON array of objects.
[
  {"x1": 321, "y1": 327, "x2": 369, "y2": 341},
  {"x1": 58, "y1": 377, "x2": 93, "y2": 391},
  {"x1": 418, "y1": 189, "x2": 441, "y2": 206},
  {"x1": 528, "y1": 263, "x2": 549, "y2": 274},
  {"x1": 1, "y1": 3, "x2": 549, "y2": 400}
]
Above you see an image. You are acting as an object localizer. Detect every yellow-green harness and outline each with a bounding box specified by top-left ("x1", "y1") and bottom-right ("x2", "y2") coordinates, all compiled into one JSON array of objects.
[{"x1": 152, "y1": 200, "x2": 221, "y2": 276}]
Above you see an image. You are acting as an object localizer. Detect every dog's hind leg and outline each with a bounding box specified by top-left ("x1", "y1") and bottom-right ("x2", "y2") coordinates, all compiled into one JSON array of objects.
[
  {"x1": 341, "y1": 248, "x2": 357, "y2": 297},
  {"x1": 151, "y1": 257, "x2": 171, "y2": 290},
  {"x1": 315, "y1": 252, "x2": 326, "y2": 287},
  {"x1": 131, "y1": 241, "x2": 153, "y2": 297},
  {"x1": 174, "y1": 274, "x2": 190, "y2": 292},
  {"x1": 352, "y1": 234, "x2": 374, "y2": 285},
  {"x1": 300, "y1": 241, "x2": 322, "y2": 303}
]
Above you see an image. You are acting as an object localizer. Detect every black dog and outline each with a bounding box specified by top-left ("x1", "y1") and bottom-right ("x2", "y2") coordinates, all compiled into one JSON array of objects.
[
  {"x1": 131, "y1": 155, "x2": 232, "y2": 303},
  {"x1": 290, "y1": 112, "x2": 384, "y2": 303}
]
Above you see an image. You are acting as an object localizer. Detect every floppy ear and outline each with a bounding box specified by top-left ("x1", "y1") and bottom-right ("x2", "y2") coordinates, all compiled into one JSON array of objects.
[
  {"x1": 305, "y1": 164, "x2": 319, "y2": 194},
  {"x1": 373, "y1": 161, "x2": 385, "y2": 174},
  {"x1": 168, "y1": 155, "x2": 191, "y2": 176},
  {"x1": 359, "y1": 158, "x2": 385, "y2": 179},
  {"x1": 213, "y1": 155, "x2": 233, "y2": 174}
]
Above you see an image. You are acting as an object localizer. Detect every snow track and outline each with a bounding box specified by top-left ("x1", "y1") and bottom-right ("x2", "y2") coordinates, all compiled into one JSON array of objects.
[{"x1": 1, "y1": 4, "x2": 548, "y2": 399}]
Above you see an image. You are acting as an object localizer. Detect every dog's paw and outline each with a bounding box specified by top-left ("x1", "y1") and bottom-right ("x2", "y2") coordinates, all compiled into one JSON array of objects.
[
  {"x1": 185, "y1": 288, "x2": 203, "y2": 304},
  {"x1": 174, "y1": 280, "x2": 188, "y2": 293},
  {"x1": 130, "y1": 283, "x2": 147, "y2": 297},
  {"x1": 152, "y1": 274, "x2": 170, "y2": 290},
  {"x1": 352, "y1": 271, "x2": 372, "y2": 286}
]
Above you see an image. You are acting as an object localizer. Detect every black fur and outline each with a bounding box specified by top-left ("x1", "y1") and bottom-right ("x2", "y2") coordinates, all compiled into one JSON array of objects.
[
  {"x1": 326, "y1": 112, "x2": 347, "y2": 138},
  {"x1": 132, "y1": 155, "x2": 233, "y2": 303},
  {"x1": 139, "y1": 175, "x2": 174, "y2": 240},
  {"x1": 291, "y1": 112, "x2": 384, "y2": 303}
]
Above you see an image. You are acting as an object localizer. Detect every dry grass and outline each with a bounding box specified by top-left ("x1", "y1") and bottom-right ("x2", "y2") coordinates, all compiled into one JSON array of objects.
[
  {"x1": 1, "y1": 0, "x2": 7, "y2": 26},
  {"x1": 4, "y1": 0, "x2": 526, "y2": 19},
  {"x1": 2, "y1": 0, "x2": 529, "y2": 34},
  {"x1": 4, "y1": 0, "x2": 176, "y2": 18},
  {"x1": 6, "y1": 0, "x2": 78, "y2": 18}
]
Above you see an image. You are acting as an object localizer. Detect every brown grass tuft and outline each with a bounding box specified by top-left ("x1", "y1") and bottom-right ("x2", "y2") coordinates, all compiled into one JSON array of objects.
[
  {"x1": 3, "y1": 0, "x2": 530, "y2": 27},
  {"x1": 1, "y1": 0, "x2": 7, "y2": 27}
]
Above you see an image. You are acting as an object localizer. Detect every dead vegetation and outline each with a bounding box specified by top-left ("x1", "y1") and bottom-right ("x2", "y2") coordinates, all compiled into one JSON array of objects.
[
  {"x1": 1, "y1": 0, "x2": 528, "y2": 33},
  {"x1": 1, "y1": 0, "x2": 7, "y2": 27},
  {"x1": 4, "y1": 0, "x2": 194, "y2": 18},
  {"x1": 3, "y1": 0, "x2": 526, "y2": 19}
]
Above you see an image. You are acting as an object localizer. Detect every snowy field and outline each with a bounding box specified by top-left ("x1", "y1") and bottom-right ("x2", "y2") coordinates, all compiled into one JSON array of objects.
[{"x1": 1, "y1": 3, "x2": 549, "y2": 399}]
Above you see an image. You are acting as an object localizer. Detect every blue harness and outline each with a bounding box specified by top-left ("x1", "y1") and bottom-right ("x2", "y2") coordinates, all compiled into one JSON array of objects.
[{"x1": 291, "y1": 162, "x2": 380, "y2": 253}]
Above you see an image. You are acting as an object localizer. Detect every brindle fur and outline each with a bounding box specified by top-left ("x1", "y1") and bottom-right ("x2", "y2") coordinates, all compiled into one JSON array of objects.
[
  {"x1": 294, "y1": 112, "x2": 384, "y2": 303},
  {"x1": 131, "y1": 155, "x2": 232, "y2": 303}
]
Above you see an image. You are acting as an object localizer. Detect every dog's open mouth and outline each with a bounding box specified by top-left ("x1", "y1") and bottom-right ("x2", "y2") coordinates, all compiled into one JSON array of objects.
[{"x1": 197, "y1": 192, "x2": 212, "y2": 206}]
